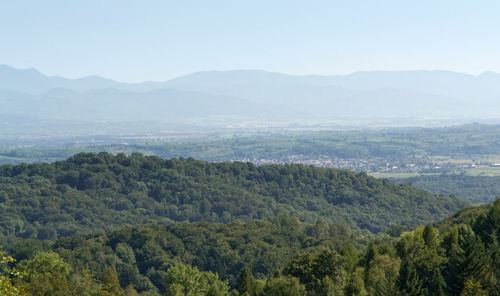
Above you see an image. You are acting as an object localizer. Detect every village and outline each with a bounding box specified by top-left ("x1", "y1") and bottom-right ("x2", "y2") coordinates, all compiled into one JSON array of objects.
[{"x1": 237, "y1": 155, "x2": 500, "y2": 175}]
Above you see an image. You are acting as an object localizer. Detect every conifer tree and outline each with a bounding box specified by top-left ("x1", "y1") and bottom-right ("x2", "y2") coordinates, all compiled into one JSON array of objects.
[
  {"x1": 100, "y1": 266, "x2": 125, "y2": 296},
  {"x1": 361, "y1": 241, "x2": 377, "y2": 283},
  {"x1": 397, "y1": 259, "x2": 423, "y2": 296},
  {"x1": 445, "y1": 224, "x2": 492, "y2": 295},
  {"x1": 374, "y1": 277, "x2": 394, "y2": 296},
  {"x1": 236, "y1": 266, "x2": 254, "y2": 296},
  {"x1": 344, "y1": 267, "x2": 367, "y2": 296}
]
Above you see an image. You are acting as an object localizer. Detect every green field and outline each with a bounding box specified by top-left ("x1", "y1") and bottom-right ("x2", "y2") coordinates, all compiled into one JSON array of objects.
[{"x1": 465, "y1": 166, "x2": 500, "y2": 176}]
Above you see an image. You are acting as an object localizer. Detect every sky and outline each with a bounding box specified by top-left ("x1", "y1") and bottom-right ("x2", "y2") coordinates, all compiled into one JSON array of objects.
[{"x1": 1, "y1": 0, "x2": 500, "y2": 82}]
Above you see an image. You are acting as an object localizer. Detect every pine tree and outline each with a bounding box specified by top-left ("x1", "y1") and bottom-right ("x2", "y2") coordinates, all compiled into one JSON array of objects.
[
  {"x1": 445, "y1": 225, "x2": 491, "y2": 295},
  {"x1": 362, "y1": 241, "x2": 377, "y2": 283},
  {"x1": 397, "y1": 259, "x2": 423, "y2": 296},
  {"x1": 100, "y1": 266, "x2": 125, "y2": 296},
  {"x1": 488, "y1": 236, "x2": 500, "y2": 296},
  {"x1": 474, "y1": 198, "x2": 500, "y2": 245},
  {"x1": 236, "y1": 266, "x2": 254, "y2": 296},
  {"x1": 374, "y1": 277, "x2": 394, "y2": 296}
]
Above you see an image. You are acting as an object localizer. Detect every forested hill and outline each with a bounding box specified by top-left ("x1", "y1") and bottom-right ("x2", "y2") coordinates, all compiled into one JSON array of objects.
[
  {"x1": 4, "y1": 201, "x2": 499, "y2": 296},
  {"x1": 0, "y1": 152, "x2": 466, "y2": 242}
]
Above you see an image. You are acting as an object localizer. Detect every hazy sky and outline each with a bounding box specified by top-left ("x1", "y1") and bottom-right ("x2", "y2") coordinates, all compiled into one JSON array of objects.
[{"x1": 1, "y1": 0, "x2": 499, "y2": 82}]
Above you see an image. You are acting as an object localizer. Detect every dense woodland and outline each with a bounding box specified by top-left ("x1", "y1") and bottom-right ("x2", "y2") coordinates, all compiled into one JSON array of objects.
[
  {"x1": 393, "y1": 174, "x2": 500, "y2": 204},
  {"x1": 1, "y1": 200, "x2": 499, "y2": 295},
  {"x1": 0, "y1": 153, "x2": 465, "y2": 244},
  {"x1": 1, "y1": 153, "x2": 497, "y2": 296}
]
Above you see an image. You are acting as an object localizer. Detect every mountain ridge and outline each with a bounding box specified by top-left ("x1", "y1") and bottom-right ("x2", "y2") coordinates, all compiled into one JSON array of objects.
[
  {"x1": 3, "y1": 63, "x2": 499, "y2": 94},
  {"x1": 3, "y1": 64, "x2": 500, "y2": 121}
]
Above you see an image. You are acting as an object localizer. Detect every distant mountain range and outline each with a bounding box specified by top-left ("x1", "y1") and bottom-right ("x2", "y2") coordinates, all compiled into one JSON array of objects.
[{"x1": 1, "y1": 64, "x2": 500, "y2": 122}]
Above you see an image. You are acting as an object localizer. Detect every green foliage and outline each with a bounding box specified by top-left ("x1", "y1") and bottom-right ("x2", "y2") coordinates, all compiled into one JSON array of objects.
[
  {"x1": 0, "y1": 152, "x2": 499, "y2": 295},
  {"x1": 100, "y1": 266, "x2": 127, "y2": 296},
  {"x1": 0, "y1": 152, "x2": 467, "y2": 246},
  {"x1": 18, "y1": 251, "x2": 71, "y2": 280},
  {"x1": 395, "y1": 174, "x2": 500, "y2": 203},
  {"x1": 1, "y1": 199, "x2": 500, "y2": 295},
  {"x1": 344, "y1": 268, "x2": 367, "y2": 296},
  {"x1": 365, "y1": 254, "x2": 399, "y2": 296},
  {"x1": 236, "y1": 267, "x2": 255, "y2": 296},
  {"x1": 18, "y1": 251, "x2": 72, "y2": 296},
  {"x1": 396, "y1": 259, "x2": 423, "y2": 296},
  {"x1": 360, "y1": 241, "x2": 377, "y2": 283},
  {"x1": 422, "y1": 225, "x2": 438, "y2": 248},
  {"x1": 165, "y1": 263, "x2": 229, "y2": 296},
  {"x1": 460, "y1": 280, "x2": 488, "y2": 296},
  {"x1": 339, "y1": 244, "x2": 358, "y2": 273},
  {"x1": 443, "y1": 224, "x2": 493, "y2": 295},
  {"x1": 24, "y1": 271, "x2": 71, "y2": 296},
  {"x1": 262, "y1": 274, "x2": 306, "y2": 296},
  {"x1": 284, "y1": 248, "x2": 347, "y2": 295},
  {"x1": 0, "y1": 248, "x2": 26, "y2": 296},
  {"x1": 68, "y1": 269, "x2": 103, "y2": 296},
  {"x1": 40, "y1": 216, "x2": 356, "y2": 293},
  {"x1": 395, "y1": 226, "x2": 447, "y2": 296}
]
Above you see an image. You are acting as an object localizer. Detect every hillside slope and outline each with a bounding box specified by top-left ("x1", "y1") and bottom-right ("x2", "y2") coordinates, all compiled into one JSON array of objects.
[
  {"x1": 393, "y1": 174, "x2": 500, "y2": 204},
  {"x1": 4, "y1": 200, "x2": 498, "y2": 295},
  {"x1": 0, "y1": 153, "x2": 467, "y2": 243}
]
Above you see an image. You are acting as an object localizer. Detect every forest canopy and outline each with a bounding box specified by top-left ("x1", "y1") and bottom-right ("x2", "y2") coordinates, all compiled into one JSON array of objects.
[
  {"x1": 2, "y1": 200, "x2": 499, "y2": 296},
  {"x1": 0, "y1": 152, "x2": 467, "y2": 244}
]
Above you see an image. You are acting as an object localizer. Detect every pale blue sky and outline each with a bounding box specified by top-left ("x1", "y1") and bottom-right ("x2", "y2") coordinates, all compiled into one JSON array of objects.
[{"x1": 1, "y1": 0, "x2": 499, "y2": 82}]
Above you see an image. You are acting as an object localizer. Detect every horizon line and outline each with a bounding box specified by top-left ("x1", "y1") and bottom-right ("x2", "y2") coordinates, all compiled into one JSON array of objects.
[{"x1": 0, "y1": 63, "x2": 497, "y2": 84}]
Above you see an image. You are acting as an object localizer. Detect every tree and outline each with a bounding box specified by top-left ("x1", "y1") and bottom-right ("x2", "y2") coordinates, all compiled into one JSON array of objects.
[
  {"x1": 24, "y1": 271, "x2": 71, "y2": 296},
  {"x1": 18, "y1": 251, "x2": 71, "y2": 279},
  {"x1": 123, "y1": 285, "x2": 140, "y2": 296},
  {"x1": 396, "y1": 226, "x2": 446, "y2": 296},
  {"x1": 0, "y1": 248, "x2": 26, "y2": 296},
  {"x1": 236, "y1": 266, "x2": 255, "y2": 296},
  {"x1": 361, "y1": 241, "x2": 377, "y2": 284},
  {"x1": 397, "y1": 259, "x2": 423, "y2": 296},
  {"x1": 344, "y1": 267, "x2": 367, "y2": 296},
  {"x1": 365, "y1": 254, "x2": 400, "y2": 296},
  {"x1": 340, "y1": 244, "x2": 358, "y2": 273},
  {"x1": 69, "y1": 269, "x2": 102, "y2": 296},
  {"x1": 422, "y1": 225, "x2": 438, "y2": 249},
  {"x1": 445, "y1": 224, "x2": 493, "y2": 295},
  {"x1": 262, "y1": 275, "x2": 306, "y2": 296},
  {"x1": 165, "y1": 263, "x2": 230, "y2": 296},
  {"x1": 460, "y1": 280, "x2": 488, "y2": 296},
  {"x1": 318, "y1": 275, "x2": 344, "y2": 296},
  {"x1": 284, "y1": 248, "x2": 347, "y2": 295},
  {"x1": 18, "y1": 251, "x2": 72, "y2": 296},
  {"x1": 100, "y1": 266, "x2": 125, "y2": 296}
]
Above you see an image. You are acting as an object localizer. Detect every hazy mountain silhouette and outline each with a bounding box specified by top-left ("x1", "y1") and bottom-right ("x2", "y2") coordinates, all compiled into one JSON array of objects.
[
  {"x1": 2, "y1": 64, "x2": 500, "y2": 121},
  {"x1": 0, "y1": 64, "x2": 127, "y2": 94},
  {"x1": 0, "y1": 87, "x2": 286, "y2": 122}
]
